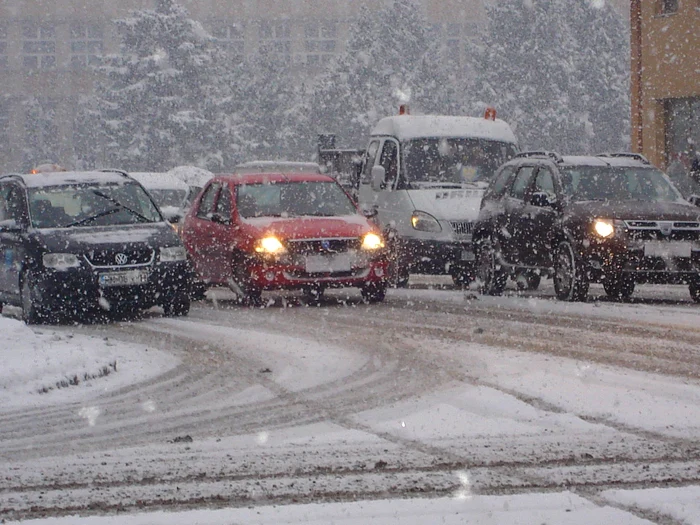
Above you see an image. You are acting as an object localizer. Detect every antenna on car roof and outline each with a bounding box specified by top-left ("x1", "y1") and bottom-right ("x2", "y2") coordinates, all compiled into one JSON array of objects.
[{"x1": 515, "y1": 151, "x2": 563, "y2": 163}]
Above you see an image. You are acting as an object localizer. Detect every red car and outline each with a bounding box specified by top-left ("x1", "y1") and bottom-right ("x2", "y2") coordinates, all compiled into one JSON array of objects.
[{"x1": 181, "y1": 172, "x2": 389, "y2": 304}]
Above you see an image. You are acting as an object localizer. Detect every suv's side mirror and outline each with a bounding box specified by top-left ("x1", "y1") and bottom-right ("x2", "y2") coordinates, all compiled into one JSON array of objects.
[
  {"x1": 0, "y1": 219, "x2": 22, "y2": 233},
  {"x1": 529, "y1": 192, "x2": 555, "y2": 208},
  {"x1": 371, "y1": 166, "x2": 386, "y2": 192},
  {"x1": 688, "y1": 194, "x2": 700, "y2": 207}
]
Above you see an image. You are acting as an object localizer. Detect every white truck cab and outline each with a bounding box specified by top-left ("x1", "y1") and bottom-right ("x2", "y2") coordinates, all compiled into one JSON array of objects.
[{"x1": 358, "y1": 110, "x2": 518, "y2": 286}]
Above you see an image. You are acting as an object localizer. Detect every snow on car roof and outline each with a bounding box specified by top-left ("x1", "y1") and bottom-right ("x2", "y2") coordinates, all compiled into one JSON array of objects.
[
  {"x1": 12, "y1": 170, "x2": 132, "y2": 188},
  {"x1": 559, "y1": 156, "x2": 657, "y2": 168},
  {"x1": 218, "y1": 172, "x2": 336, "y2": 185},
  {"x1": 233, "y1": 161, "x2": 322, "y2": 174},
  {"x1": 130, "y1": 172, "x2": 190, "y2": 191},
  {"x1": 167, "y1": 165, "x2": 214, "y2": 187},
  {"x1": 371, "y1": 115, "x2": 518, "y2": 144}
]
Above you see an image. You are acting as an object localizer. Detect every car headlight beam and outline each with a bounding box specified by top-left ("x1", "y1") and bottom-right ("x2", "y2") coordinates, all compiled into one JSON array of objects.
[
  {"x1": 361, "y1": 232, "x2": 385, "y2": 250},
  {"x1": 255, "y1": 236, "x2": 287, "y2": 255},
  {"x1": 593, "y1": 219, "x2": 615, "y2": 238}
]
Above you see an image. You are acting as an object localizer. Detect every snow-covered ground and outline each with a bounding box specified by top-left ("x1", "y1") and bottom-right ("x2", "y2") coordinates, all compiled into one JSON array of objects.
[{"x1": 2, "y1": 282, "x2": 700, "y2": 523}]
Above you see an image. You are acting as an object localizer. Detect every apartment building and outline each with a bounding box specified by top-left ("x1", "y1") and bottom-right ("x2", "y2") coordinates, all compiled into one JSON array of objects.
[{"x1": 631, "y1": 0, "x2": 700, "y2": 169}]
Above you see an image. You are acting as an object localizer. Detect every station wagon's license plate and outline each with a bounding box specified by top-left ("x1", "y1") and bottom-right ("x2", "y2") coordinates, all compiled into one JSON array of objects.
[
  {"x1": 461, "y1": 250, "x2": 475, "y2": 261},
  {"x1": 305, "y1": 253, "x2": 352, "y2": 273},
  {"x1": 644, "y1": 241, "x2": 691, "y2": 258},
  {"x1": 98, "y1": 269, "x2": 149, "y2": 287}
]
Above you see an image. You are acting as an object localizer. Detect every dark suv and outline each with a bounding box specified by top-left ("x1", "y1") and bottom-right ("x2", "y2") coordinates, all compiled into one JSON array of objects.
[
  {"x1": 474, "y1": 152, "x2": 700, "y2": 302},
  {"x1": 0, "y1": 170, "x2": 192, "y2": 323}
]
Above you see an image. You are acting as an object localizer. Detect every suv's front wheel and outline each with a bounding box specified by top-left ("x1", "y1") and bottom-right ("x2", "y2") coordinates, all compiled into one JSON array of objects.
[
  {"x1": 553, "y1": 241, "x2": 589, "y2": 302},
  {"x1": 603, "y1": 274, "x2": 635, "y2": 300},
  {"x1": 476, "y1": 237, "x2": 506, "y2": 296}
]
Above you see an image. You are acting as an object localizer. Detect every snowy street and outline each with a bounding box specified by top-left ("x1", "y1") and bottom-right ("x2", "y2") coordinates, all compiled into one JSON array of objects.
[{"x1": 1, "y1": 281, "x2": 700, "y2": 523}]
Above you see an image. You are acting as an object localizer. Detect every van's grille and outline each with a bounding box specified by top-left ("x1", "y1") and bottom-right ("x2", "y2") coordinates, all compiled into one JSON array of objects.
[{"x1": 450, "y1": 221, "x2": 474, "y2": 236}]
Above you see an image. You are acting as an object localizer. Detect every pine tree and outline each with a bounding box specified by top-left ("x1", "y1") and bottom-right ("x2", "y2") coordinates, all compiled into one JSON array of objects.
[
  {"x1": 83, "y1": 0, "x2": 235, "y2": 171},
  {"x1": 469, "y1": 0, "x2": 629, "y2": 154}
]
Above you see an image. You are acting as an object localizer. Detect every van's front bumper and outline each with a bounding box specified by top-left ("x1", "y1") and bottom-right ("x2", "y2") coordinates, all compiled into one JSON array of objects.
[{"x1": 401, "y1": 238, "x2": 475, "y2": 274}]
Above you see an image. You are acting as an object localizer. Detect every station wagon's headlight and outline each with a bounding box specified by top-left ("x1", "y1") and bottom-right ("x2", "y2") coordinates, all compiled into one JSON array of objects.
[
  {"x1": 593, "y1": 219, "x2": 615, "y2": 238},
  {"x1": 411, "y1": 211, "x2": 442, "y2": 233},
  {"x1": 160, "y1": 246, "x2": 187, "y2": 262},
  {"x1": 361, "y1": 232, "x2": 385, "y2": 250},
  {"x1": 255, "y1": 236, "x2": 287, "y2": 255},
  {"x1": 43, "y1": 253, "x2": 80, "y2": 270}
]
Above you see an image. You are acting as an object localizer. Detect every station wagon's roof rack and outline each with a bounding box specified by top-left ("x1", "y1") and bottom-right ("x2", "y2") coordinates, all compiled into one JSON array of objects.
[
  {"x1": 596, "y1": 152, "x2": 650, "y2": 164},
  {"x1": 515, "y1": 151, "x2": 563, "y2": 163}
]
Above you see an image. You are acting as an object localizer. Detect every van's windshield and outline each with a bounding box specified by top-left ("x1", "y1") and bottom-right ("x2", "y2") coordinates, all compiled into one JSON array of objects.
[{"x1": 403, "y1": 138, "x2": 517, "y2": 185}]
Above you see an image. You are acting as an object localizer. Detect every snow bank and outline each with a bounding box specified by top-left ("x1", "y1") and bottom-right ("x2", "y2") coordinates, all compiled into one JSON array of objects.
[{"x1": 0, "y1": 317, "x2": 179, "y2": 408}]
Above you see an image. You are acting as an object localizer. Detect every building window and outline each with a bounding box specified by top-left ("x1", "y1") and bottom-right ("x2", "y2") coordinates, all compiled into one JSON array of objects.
[
  {"x1": 22, "y1": 23, "x2": 56, "y2": 70},
  {"x1": 304, "y1": 21, "x2": 337, "y2": 67},
  {"x1": 657, "y1": 0, "x2": 678, "y2": 15},
  {"x1": 0, "y1": 24, "x2": 7, "y2": 69},
  {"x1": 258, "y1": 20, "x2": 291, "y2": 61},
  {"x1": 211, "y1": 23, "x2": 245, "y2": 63},
  {"x1": 70, "y1": 23, "x2": 103, "y2": 68}
]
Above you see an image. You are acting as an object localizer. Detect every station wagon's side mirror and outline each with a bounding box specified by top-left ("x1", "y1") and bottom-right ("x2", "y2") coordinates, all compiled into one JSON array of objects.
[
  {"x1": 0, "y1": 219, "x2": 22, "y2": 233},
  {"x1": 688, "y1": 194, "x2": 700, "y2": 207},
  {"x1": 362, "y1": 206, "x2": 378, "y2": 219},
  {"x1": 371, "y1": 166, "x2": 386, "y2": 192}
]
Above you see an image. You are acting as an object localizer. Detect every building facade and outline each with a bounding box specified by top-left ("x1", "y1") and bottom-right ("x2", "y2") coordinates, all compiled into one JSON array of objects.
[
  {"x1": 0, "y1": 0, "x2": 482, "y2": 172},
  {"x1": 631, "y1": 0, "x2": 700, "y2": 170}
]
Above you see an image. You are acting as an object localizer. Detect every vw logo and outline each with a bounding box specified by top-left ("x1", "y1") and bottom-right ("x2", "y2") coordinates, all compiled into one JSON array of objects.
[
  {"x1": 115, "y1": 253, "x2": 129, "y2": 265},
  {"x1": 659, "y1": 222, "x2": 673, "y2": 236}
]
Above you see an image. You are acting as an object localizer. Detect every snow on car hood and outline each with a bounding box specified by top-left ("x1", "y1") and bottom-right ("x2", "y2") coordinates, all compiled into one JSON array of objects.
[
  {"x1": 408, "y1": 187, "x2": 485, "y2": 222},
  {"x1": 37, "y1": 224, "x2": 180, "y2": 253},
  {"x1": 242, "y1": 215, "x2": 373, "y2": 240}
]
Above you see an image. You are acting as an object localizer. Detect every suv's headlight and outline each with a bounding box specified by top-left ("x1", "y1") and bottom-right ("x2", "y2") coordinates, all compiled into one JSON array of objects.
[
  {"x1": 361, "y1": 232, "x2": 385, "y2": 250},
  {"x1": 593, "y1": 219, "x2": 615, "y2": 238},
  {"x1": 411, "y1": 211, "x2": 442, "y2": 233},
  {"x1": 43, "y1": 253, "x2": 80, "y2": 270},
  {"x1": 160, "y1": 246, "x2": 187, "y2": 262}
]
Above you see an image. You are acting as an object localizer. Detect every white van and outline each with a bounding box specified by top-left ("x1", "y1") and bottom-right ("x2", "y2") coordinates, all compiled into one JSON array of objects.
[{"x1": 358, "y1": 110, "x2": 518, "y2": 286}]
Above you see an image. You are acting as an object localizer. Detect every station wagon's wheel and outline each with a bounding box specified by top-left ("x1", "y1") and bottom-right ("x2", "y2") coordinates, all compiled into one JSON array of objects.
[
  {"x1": 163, "y1": 292, "x2": 191, "y2": 317},
  {"x1": 21, "y1": 271, "x2": 45, "y2": 325},
  {"x1": 361, "y1": 283, "x2": 387, "y2": 303},
  {"x1": 476, "y1": 236, "x2": 506, "y2": 296},
  {"x1": 689, "y1": 279, "x2": 700, "y2": 303},
  {"x1": 229, "y1": 253, "x2": 264, "y2": 307},
  {"x1": 603, "y1": 274, "x2": 635, "y2": 300},
  {"x1": 553, "y1": 241, "x2": 589, "y2": 302}
]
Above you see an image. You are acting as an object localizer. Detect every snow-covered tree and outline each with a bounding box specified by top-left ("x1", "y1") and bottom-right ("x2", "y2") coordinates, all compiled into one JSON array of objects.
[
  {"x1": 22, "y1": 97, "x2": 59, "y2": 171},
  {"x1": 469, "y1": 0, "x2": 629, "y2": 154},
  {"x1": 84, "y1": 0, "x2": 236, "y2": 171},
  {"x1": 307, "y1": 0, "x2": 465, "y2": 150}
]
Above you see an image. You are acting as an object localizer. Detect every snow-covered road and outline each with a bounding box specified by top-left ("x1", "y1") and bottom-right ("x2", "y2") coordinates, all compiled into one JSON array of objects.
[{"x1": 1, "y1": 282, "x2": 700, "y2": 523}]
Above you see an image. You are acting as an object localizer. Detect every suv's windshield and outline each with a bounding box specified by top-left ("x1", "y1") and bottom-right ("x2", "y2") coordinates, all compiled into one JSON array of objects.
[
  {"x1": 28, "y1": 181, "x2": 162, "y2": 229},
  {"x1": 403, "y1": 138, "x2": 517, "y2": 185},
  {"x1": 237, "y1": 181, "x2": 356, "y2": 218},
  {"x1": 560, "y1": 166, "x2": 682, "y2": 203}
]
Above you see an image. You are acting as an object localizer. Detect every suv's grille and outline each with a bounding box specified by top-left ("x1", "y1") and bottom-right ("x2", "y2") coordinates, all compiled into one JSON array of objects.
[
  {"x1": 286, "y1": 237, "x2": 360, "y2": 255},
  {"x1": 623, "y1": 220, "x2": 700, "y2": 242},
  {"x1": 450, "y1": 221, "x2": 474, "y2": 236},
  {"x1": 85, "y1": 248, "x2": 154, "y2": 268},
  {"x1": 625, "y1": 220, "x2": 700, "y2": 230}
]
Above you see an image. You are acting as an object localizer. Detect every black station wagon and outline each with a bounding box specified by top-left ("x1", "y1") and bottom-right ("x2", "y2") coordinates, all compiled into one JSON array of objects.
[
  {"x1": 0, "y1": 170, "x2": 192, "y2": 323},
  {"x1": 474, "y1": 152, "x2": 700, "y2": 302}
]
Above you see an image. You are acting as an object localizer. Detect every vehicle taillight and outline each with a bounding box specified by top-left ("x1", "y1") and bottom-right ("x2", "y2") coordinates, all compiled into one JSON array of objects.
[
  {"x1": 399, "y1": 104, "x2": 410, "y2": 115},
  {"x1": 484, "y1": 107, "x2": 497, "y2": 121}
]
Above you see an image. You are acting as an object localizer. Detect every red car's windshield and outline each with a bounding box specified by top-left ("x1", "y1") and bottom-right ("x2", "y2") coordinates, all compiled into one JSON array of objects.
[{"x1": 236, "y1": 181, "x2": 356, "y2": 218}]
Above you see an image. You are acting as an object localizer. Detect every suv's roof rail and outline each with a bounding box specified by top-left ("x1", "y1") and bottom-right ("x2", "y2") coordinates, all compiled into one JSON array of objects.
[
  {"x1": 515, "y1": 151, "x2": 563, "y2": 163},
  {"x1": 100, "y1": 169, "x2": 132, "y2": 178},
  {"x1": 596, "y1": 152, "x2": 650, "y2": 164}
]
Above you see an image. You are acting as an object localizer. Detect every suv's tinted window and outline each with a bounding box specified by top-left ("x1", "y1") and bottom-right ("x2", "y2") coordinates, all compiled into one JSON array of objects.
[
  {"x1": 560, "y1": 166, "x2": 680, "y2": 202},
  {"x1": 510, "y1": 166, "x2": 536, "y2": 199}
]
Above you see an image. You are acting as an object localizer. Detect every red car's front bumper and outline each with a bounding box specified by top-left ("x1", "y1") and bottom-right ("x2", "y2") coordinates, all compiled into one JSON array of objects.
[{"x1": 247, "y1": 253, "x2": 388, "y2": 291}]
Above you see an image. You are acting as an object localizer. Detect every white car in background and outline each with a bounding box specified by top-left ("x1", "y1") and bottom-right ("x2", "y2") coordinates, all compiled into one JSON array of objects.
[
  {"x1": 130, "y1": 172, "x2": 192, "y2": 224},
  {"x1": 167, "y1": 165, "x2": 214, "y2": 205}
]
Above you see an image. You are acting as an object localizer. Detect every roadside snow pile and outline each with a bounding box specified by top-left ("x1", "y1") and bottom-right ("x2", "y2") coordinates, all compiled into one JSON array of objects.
[{"x1": 0, "y1": 317, "x2": 179, "y2": 408}]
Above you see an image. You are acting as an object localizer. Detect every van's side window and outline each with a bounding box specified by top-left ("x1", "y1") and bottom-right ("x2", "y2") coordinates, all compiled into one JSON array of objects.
[
  {"x1": 360, "y1": 140, "x2": 381, "y2": 185},
  {"x1": 379, "y1": 140, "x2": 398, "y2": 189}
]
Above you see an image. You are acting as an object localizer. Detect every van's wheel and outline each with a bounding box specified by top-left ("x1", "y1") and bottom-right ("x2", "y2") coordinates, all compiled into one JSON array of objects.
[
  {"x1": 450, "y1": 266, "x2": 474, "y2": 288},
  {"x1": 553, "y1": 241, "x2": 589, "y2": 302},
  {"x1": 21, "y1": 272, "x2": 45, "y2": 325},
  {"x1": 476, "y1": 237, "x2": 506, "y2": 295},
  {"x1": 163, "y1": 292, "x2": 191, "y2": 317},
  {"x1": 689, "y1": 279, "x2": 700, "y2": 303},
  {"x1": 361, "y1": 283, "x2": 387, "y2": 303},
  {"x1": 603, "y1": 274, "x2": 635, "y2": 300}
]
